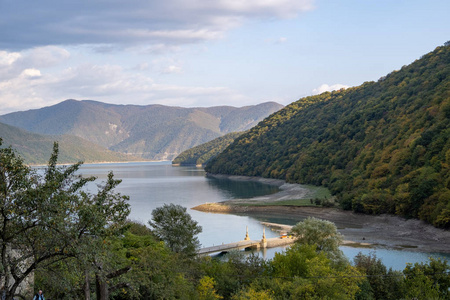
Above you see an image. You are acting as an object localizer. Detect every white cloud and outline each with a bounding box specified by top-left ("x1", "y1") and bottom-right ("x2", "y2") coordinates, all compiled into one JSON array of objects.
[
  {"x1": 312, "y1": 83, "x2": 350, "y2": 95},
  {"x1": 0, "y1": 0, "x2": 315, "y2": 50},
  {"x1": 0, "y1": 0, "x2": 318, "y2": 115},
  {"x1": 21, "y1": 46, "x2": 71, "y2": 68},
  {"x1": 0, "y1": 47, "x2": 70, "y2": 81},
  {"x1": 0, "y1": 51, "x2": 21, "y2": 66},
  {"x1": 215, "y1": 0, "x2": 314, "y2": 17},
  {"x1": 161, "y1": 65, "x2": 182, "y2": 74},
  {"x1": 20, "y1": 69, "x2": 42, "y2": 79},
  {"x1": 265, "y1": 37, "x2": 288, "y2": 44},
  {"x1": 138, "y1": 44, "x2": 181, "y2": 55},
  {"x1": 124, "y1": 29, "x2": 224, "y2": 42},
  {"x1": 0, "y1": 58, "x2": 252, "y2": 114}
]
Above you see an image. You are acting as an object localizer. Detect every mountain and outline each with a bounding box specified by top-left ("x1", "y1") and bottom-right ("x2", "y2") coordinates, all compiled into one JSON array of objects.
[
  {"x1": 0, "y1": 101, "x2": 283, "y2": 160},
  {"x1": 0, "y1": 122, "x2": 142, "y2": 165},
  {"x1": 205, "y1": 44, "x2": 450, "y2": 228},
  {"x1": 172, "y1": 131, "x2": 243, "y2": 166}
]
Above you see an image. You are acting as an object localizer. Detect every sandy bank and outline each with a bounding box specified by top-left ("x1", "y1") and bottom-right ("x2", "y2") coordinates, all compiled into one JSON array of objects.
[{"x1": 193, "y1": 176, "x2": 450, "y2": 254}]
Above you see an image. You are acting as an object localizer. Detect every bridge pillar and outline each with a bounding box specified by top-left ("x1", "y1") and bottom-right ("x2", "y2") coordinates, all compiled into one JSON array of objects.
[
  {"x1": 244, "y1": 226, "x2": 250, "y2": 241},
  {"x1": 260, "y1": 227, "x2": 267, "y2": 249}
]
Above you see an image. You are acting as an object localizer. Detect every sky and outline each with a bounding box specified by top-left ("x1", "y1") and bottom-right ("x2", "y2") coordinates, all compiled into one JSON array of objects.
[{"x1": 0, "y1": 0, "x2": 449, "y2": 115}]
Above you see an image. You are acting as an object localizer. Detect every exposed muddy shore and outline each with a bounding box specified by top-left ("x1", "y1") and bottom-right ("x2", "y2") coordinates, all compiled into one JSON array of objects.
[{"x1": 194, "y1": 175, "x2": 450, "y2": 254}]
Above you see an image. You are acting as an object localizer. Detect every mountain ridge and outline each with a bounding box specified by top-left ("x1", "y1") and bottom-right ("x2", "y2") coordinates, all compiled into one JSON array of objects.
[
  {"x1": 0, "y1": 121, "x2": 142, "y2": 165},
  {"x1": 172, "y1": 131, "x2": 243, "y2": 166},
  {"x1": 0, "y1": 100, "x2": 283, "y2": 160},
  {"x1": 205, "y1": 44, "x2": 450, "y2": 228}
]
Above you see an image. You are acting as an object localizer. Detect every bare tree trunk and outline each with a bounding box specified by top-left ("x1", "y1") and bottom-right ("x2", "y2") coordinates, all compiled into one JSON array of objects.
[
  {"x1": 95, "y1": 266, "x2": 131, "y2": 300},
  {"x1": 84, "y1": 270, "x2": 91, "y2": 300},
  {"x1": 95, "y1": 274, "x2": 109, "y2": 300}
]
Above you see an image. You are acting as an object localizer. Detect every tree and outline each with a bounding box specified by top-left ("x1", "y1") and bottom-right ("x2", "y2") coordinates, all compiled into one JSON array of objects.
[
  {"x1": 0, "y1": 140, "x2": 130, "y2": 300},
  {"x1": 353, "y1": 253, "x2": 403, "y2": 299},
  {"x1": 402, "y1": 257, "x2": 450, "y2": 299},
  {"x1": 197, "y1": 276, "x2": 223, "y2": 300},
  {"x1": 267, "y1": 244, "x2": 363, "y2": 299},
  {"x1": 231, "y1": 288, "x2": 274, "y2": 300},
  {"x1": 149, "y1": 204, "x2": 202, "y2": 257},
  {"x1": 290, "y1": 217, "x2": 345, "y2": 264}
]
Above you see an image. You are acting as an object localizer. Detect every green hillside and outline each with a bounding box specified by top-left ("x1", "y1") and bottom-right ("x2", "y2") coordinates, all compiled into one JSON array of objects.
[
  {"x1": 0, "y1": 101, "x2": 282, "y2": 160},
  {"x1": 206, "y1": 44, "x2": 450, "y2": 228},
  {"x1": 0, "y1": 122, "x2": 142, "y2": 165},
  {"x1": 172, "y1": 132, "x2": 243, "y2": 166}
]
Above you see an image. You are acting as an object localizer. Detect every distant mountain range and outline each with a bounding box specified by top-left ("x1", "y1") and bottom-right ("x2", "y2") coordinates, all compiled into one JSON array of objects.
[
  {"x1": 0, "y1": 100, "x2": 283, "y2": 162},
  {"x1": 0, "y1": 122, "x2": 142, "y2": 164}
]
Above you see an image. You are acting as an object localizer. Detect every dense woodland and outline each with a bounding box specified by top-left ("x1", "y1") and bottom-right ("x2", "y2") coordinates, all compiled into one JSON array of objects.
[
  {"x1": 1, "y1": 131, "x2": 449, "y2": 299},
  {"x1": 36, "y1": 219, "x2": 450, "y2": 300},
  {"x1": 172, "y1": 132, "x2": 243, "y2": 166},
  {"x1": 206, "y1": 44, "x2": 450, "y2": 228}
]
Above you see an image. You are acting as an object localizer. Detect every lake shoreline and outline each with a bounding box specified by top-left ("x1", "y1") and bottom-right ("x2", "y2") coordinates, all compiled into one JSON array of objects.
[{"x1": 194, "y1": 174, "x2": 450, "y2": 254}]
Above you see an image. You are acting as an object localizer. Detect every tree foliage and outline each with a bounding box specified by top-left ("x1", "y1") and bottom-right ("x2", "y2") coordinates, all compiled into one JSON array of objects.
[
  {"x1": 353, "y1": 253, "x2": 403, "y2": 299},
  {"x1": 206, "y1": 44, "x2": 450, "y2": 228},
  {"x1": 290, "y1": 217, "x2": 345, "y2": 264},
  {"x1": 172, "y1": 132, "x2": 243, "y2": 166},
  {"x1": 149, "y1": 203, "x2": 202, "y2": 257},
  {"x1": 0, "y1": 140, "x2": 130, "y2": 300}
]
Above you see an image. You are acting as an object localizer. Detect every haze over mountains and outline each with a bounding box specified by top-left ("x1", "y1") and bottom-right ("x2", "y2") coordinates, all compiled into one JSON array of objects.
[
  {"x1": 0, "y1": 122, "x2": 142, "y2": 165},
  {"x1": 0, "y1": 100, "x2": 283, "y2": 163}
]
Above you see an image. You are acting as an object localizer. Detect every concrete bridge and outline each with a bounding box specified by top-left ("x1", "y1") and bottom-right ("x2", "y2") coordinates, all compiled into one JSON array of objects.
[
  {"x1": 198, "y1": 239, "x2": 263, "y2": 255},
  {"x1": 197, "y1": 227, "x2": 296, "y2": 255}
]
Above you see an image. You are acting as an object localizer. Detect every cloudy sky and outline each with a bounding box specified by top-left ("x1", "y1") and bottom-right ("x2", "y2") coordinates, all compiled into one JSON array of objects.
[{"x1": 0, "y1": 0, "x2": 449, "y2": 115}]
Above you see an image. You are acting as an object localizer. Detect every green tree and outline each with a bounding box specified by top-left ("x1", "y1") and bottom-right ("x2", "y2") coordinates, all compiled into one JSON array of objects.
[
  {"x1": 197, "y1": 276, "x2": 223, "y2": 300},
  {"x1": 402, "y1": 258, "x2": 450, "y2": 299},
  {"x1": 121, "y1": 224, "x2": 197, "y2": 299},
  {"x1": 290, "y1": 217, "x2": 345, "y2": 264},
  {"x1": 353, "y1": 253, "x2": 403, "y2": 300},
  {"x1": 0, "y1": 140, "x2": 130, "y2": 300},
  {"x1": 149, "y1": 204, "x2": 202, "y2": 257},
  {"x1": 231, "y1": 288, "x2": 274, "y2": 300},
  {"x1": 267, "y1": 244, "x2": 362, "y2": 299},
  {"x1": 200, "y1": 251, "x2": 266, "y2": 299}
]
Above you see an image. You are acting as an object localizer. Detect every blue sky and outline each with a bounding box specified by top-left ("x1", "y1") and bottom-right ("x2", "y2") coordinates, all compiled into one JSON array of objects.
[{"x1": 0, "y1": 0, "x2": 449, "y2": 114}]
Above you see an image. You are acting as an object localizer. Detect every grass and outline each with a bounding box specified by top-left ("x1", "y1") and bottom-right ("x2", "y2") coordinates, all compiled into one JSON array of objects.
[
  {"x1": 240, "y1": 199, "x2": 317, "y2": 207},
  {"x1": 234, "y1": 184, "x2": 334, "y2": 207},
  {"x1": 301, "y1": 184, "x2": 332, "y2": 200}
]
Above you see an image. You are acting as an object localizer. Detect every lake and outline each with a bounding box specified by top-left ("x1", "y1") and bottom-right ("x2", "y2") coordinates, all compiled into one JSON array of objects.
[{"x1": 78, "y1": 161, "x2": 449, "y2": 271}]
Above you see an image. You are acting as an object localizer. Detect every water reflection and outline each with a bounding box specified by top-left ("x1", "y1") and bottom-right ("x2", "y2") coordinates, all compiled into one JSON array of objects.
[{"x1": 206, "y1": 177, "x2": 280, "y2": 199}]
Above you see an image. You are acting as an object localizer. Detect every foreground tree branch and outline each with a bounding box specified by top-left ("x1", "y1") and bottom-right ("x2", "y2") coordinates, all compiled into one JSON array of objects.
[{"x1": 0, "y1": 140, "x2": 130, "y2": 300}]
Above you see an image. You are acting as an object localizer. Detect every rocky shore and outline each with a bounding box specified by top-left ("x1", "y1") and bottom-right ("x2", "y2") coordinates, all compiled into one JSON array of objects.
[{"x1": 193, "y1": 177, "x2": 450, "y2": 254}]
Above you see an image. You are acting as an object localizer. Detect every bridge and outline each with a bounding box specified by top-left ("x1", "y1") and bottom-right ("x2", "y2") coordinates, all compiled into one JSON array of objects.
[
  {"x1": 198, "y1": 239, "x2": 263, "y2": 255},
  {"x1": 197, "y1": 227, "x2": 296, "y2": 255}
]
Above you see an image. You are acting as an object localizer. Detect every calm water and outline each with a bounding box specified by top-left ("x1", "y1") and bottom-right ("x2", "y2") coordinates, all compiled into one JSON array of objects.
[{"x1": 78, "y1": 161, "x2": 449, "y2": 271}]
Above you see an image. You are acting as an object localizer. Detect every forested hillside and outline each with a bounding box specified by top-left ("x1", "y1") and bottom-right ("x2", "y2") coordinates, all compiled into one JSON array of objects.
[
  {"x1": 206, "y1": 44, "x2": 450, "y2": 228},
  {"x1": 0, "y1": 101, "x2": 282, "y2": 160},
  {"x1": 172, "y1": 132, "x2": 243, "y2": 166},
  {"x1": 0, "y1": 122, "x2": 141, "y2": 164}
]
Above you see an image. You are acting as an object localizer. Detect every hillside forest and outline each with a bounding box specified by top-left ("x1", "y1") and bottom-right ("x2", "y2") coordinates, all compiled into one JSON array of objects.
[
  {"x1": 1, "y1": 142, "x2": 448, "y2": 299},
  {"x1": 206, "y1": 44, "x2": 450, "y2": 228},
  {"x1": 172, "y1": 132, "x2": 243, "y2": 166}
]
